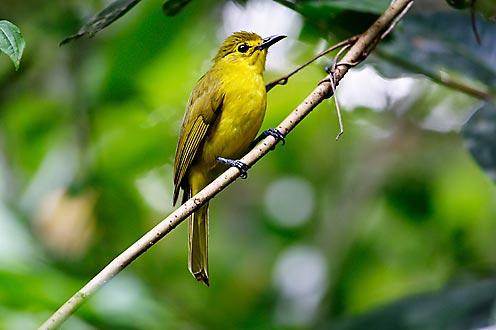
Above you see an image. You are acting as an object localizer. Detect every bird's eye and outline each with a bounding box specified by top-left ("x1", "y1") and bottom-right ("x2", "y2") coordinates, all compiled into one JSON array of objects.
[{"x1": 237, "y1": 44, "x2": 249, "y2": 53}]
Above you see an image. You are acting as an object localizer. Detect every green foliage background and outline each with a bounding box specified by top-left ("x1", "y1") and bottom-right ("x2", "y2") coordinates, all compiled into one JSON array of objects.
[{"x1": 1, "y1": 0, "x2": 496, "y2": 329}]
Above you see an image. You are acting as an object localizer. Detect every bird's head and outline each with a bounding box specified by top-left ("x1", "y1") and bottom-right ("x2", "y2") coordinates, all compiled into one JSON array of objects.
[{"x1": 213, "y1": 31, "x2": 286, "y2": 72}]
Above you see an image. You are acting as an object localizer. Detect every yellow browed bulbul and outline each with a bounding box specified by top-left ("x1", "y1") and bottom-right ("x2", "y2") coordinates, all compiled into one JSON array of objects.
[{"x1": 173, "y1": 31, "x2": 286, "y2": 286}]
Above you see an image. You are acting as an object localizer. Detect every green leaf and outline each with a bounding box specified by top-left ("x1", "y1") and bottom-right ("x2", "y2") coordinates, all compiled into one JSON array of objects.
[
  {"x1": 296, "y1": 0, "x2": 391, "y2": 15},
  {"x1": 162, "y1": 0, "x2": 192, "y2": 16},
  {"x1": 60, "y1": 0, "x2": 142, "y2": 45},
  {"x1": 375, "y1": 12, "x2": 496, "y2": 88},
  {"x1": 275, "y1": 0, "x2": 390, "y2": 39},
  {"x1": 475, "y1": 0, "x2": 496, "y2": 19},
  {"x1": 446, "y1": 0, "x2": 496, "y2": 19},
  {"x1": 445, "y1": 0, "x2": 471, "y2": 9},
  {"x1": 462, "y1": 102, "x2": 496, "y2": 182},
  {"x1": 327, "y1": 279, "x2": 496, "y2": 330},
  {"x1": 0, "y1": 20, "x2": 25, "y2": 70}
]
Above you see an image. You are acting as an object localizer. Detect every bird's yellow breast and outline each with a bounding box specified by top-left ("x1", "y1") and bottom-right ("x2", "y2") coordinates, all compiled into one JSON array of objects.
[{"x1": 198, "y1": 63, "x2": 266, "y2": 174}]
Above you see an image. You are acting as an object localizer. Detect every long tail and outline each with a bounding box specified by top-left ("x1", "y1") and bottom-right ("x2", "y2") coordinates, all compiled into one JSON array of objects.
[{"x1": 188, "y1": 203, "x2": 209, "y2": 286}]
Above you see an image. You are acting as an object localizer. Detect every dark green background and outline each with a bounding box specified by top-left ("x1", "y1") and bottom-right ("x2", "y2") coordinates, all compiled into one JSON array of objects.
[{"x1": 1, "y1": 0, "x2": 496, "y2": 329}]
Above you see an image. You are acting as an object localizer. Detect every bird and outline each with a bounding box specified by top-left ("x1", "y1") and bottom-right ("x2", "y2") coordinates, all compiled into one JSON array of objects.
[{"x1": 173, "y1": 31, "x2": 286, "y2": 286}]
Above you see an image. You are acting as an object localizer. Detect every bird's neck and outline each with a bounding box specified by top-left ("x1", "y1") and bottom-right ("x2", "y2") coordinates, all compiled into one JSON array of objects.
[{"x1": 216, "y1": 56, "x2": 266, "y2": 76}]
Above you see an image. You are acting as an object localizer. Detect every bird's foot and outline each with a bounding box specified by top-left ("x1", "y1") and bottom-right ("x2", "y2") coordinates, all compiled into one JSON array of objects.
[
  {"x1": 262, "y1": 128, "x2": 286, "y2": 145},
  {"x1": 216, "y1": 157, "x2": 249, "y2": 179},
  {"x1": 252, "y1": 128, "x2": 285, "y2": 150}
]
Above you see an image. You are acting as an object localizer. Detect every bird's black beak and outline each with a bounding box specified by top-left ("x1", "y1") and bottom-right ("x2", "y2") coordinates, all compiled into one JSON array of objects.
[{"x1": 256, "y1": 35, "x2": 286, "y2": 50}]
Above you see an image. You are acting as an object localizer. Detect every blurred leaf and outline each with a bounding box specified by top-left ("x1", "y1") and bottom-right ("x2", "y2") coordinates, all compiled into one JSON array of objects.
[
  {"x1": 0, "y1": 20, "x2": 25, "y2": 70},
  {"x1": 35, "y1": 188, "x2": 97, "y2": 259},
  {"x1": 60, "y1": 0, "x2": 142, "y2": 45},
  {"x1": 326, "y1": 279, "x2": 496, "y2": 330},
  {"x1": 276, "y1": 0, "x2": 390, "y2": 15},
  {"x1": 444, "y1": 0, "x2": 496, "y2": 44},
  {"x1": 4, "y1": 1, "x2": 496, "y2": 329},
  {"x1": 375, "y1": 12, "x2": 496, "y2": 88},
  {"x1": 301, "y1": 0, "x2": 390, "y2": 15},
  {"x1": 275, "y1": 0, "x2": 390, "y2": 39},
  {"x1": 2, "y1": 97, "x2": 66, "y2": 173},
  {"x1": 383, "y1": 173, "x2": 434, "y2": 221},
  {"x1": 445, "y1": 0, "x2": 472, "y2": 9},
  {"x1": 462, "y1": 102, "x2": 496, "y2": 182},
  {"x1": 476, "y1": 0, "x2": 496, "y2": 19},
  {"x1": 162, "y1": 0, "x2": 191, "y2": 16}
]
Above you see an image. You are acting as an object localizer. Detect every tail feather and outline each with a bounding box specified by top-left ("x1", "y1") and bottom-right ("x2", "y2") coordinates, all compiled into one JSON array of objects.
[{"x1": 188, "y1": 203, "x2": 209, "y2": 286}]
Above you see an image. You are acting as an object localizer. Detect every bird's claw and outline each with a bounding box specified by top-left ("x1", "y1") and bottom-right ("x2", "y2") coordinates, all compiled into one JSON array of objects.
[
  {"x1": 251, "y1": 128, "x2": 286, "y2": 150},
  {"x1": 262, "y1": 128, "x2": 285, "y2": 146},
  {"x1": 216, "y1": 157, "x2": 249, "y2": 179}
]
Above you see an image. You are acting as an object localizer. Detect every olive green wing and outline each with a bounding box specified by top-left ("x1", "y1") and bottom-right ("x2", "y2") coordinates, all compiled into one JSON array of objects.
[{"x1": 173, "y1": 72, "x2": 224, "y2": 205}]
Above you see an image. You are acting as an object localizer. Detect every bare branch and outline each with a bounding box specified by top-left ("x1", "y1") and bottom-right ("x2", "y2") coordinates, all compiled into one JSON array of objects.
[{"x1": 39, "y1": 1, "x2": 415, "y2": 328}]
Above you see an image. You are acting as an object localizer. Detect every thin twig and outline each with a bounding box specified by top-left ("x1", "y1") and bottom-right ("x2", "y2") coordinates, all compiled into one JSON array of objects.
[
  {"x1": 327, "y1": 43, "x2": 351, "y2": 140},
  {"x1": 323, "y1": 0, "x2": 413, "y2": 141},
  {"x1": 361, "y1": 0, "x2": 414, "y2": 63},
  {"x1": 329, "y1": 74, "x2": 344, "y2": 140},
  {"x1": 265, "y1": 35, "x2": 360, "y2": 92},
  {"x1": 39, "y1": 1, "x2": 415, "y2": 329},
  {"x1": 470, "y1": 0, "x2": 481, "y2": 45},
  {"x1": 376, "y1": 49, "x2": 493, "y2": 101},
  {"x1": 381, "y1": 0, "x2": 414, "y2": 39},
  {"x1": 332, "y1": 44, "x2": 352, "y2": 72}
]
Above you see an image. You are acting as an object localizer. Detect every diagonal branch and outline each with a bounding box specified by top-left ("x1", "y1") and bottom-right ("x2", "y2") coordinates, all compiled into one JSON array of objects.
[{"x1": 39, "y1": 0, "x2": 414, "y2": 328}]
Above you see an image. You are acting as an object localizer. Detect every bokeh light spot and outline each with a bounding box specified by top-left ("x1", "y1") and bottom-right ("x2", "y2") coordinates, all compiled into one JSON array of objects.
[
  {"x1": 264, "y1": 176, "x2": 315, "y2": 227},
  {"x1": 273, "y1": 245, "x2": 328, "y2": 326}
]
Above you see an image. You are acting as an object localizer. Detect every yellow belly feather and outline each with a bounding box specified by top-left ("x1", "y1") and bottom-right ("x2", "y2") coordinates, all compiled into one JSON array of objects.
[{"x1": 194, "y1": 65, "x2": 266, "y2": 180}]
